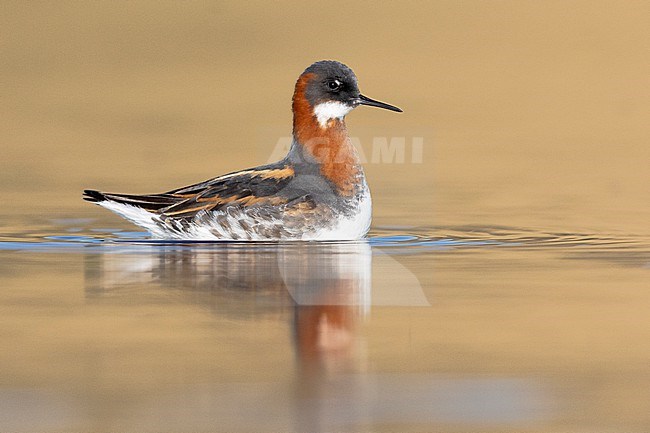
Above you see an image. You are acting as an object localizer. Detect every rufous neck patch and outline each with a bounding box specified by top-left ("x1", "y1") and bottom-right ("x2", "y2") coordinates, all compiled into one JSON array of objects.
[{"x1": 292, "y1": 74, "x2": 361, "y2": 196}]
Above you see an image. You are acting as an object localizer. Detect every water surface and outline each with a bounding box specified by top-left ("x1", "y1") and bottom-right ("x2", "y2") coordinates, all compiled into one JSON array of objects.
[{"x1": 1, "y1": 219, "x2": 648, "y2": 432}]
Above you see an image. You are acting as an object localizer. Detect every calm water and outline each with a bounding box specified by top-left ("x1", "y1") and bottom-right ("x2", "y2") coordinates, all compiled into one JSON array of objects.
[
  {"x1": 2, "y1": 2, "x2": 650, "y2": 432},
  {"x1": 1, "y1": 218, "x2": 648, "y2": 432}
]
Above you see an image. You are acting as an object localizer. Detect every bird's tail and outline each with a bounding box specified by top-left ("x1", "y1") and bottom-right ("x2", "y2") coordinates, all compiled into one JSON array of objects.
[
  {"x1": 82, "y1": 189, "x2": 181, "y2": 211},
  {"x1": 83, "y1": 189, "x2": 107, "y2": 203}
]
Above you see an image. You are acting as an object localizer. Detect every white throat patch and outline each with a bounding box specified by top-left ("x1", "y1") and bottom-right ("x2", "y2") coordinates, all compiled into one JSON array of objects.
[{"x1": 313, "y1": 101, "x2": 354, "y2": 128}]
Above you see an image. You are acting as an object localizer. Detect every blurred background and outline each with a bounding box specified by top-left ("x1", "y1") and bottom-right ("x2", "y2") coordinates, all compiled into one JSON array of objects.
[
  {"x1": 1, "y1": 2, "x2": 649, "y2": 432},
  {"x1": 1, "y1": 0, "x2": 648, "y2": 233}
]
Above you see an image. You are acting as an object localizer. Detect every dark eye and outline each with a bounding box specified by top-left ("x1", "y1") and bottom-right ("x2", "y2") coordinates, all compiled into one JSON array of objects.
[{"x1": 327, "y1": 79, "x2": 343, "y2": 92}]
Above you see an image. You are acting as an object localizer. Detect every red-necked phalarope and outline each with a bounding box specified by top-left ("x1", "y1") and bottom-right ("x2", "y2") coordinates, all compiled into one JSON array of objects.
[{"x1": 84, "y1": 60, "x2": 402, "y2": 241}]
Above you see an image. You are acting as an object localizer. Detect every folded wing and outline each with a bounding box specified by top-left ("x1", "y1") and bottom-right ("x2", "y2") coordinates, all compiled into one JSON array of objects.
[{"x1": 83, "y1": 163, "x2": 296, "y2": 220}]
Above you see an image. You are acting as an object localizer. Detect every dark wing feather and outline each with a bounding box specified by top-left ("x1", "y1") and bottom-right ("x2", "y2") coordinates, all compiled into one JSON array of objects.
[
  {"x1": 161, "y1": 164, "x2": 296, "y2": 218},
  {"x1": 84, "y1": 162, "x2": 297, "y2": 220}
]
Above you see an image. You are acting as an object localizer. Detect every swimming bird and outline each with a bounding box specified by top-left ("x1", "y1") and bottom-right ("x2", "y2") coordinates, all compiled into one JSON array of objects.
[{"x1": 83, "y1": 60, "x2": 402, "y2": 240}]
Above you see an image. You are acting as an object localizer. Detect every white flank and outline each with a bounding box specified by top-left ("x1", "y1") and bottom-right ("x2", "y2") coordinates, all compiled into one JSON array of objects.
[
  {"x1": 313, "y1": 101, "x2": 354, "y2": 128},
  {"x1": 307, "y1": 187, "x2": 372, "y2": 241}
]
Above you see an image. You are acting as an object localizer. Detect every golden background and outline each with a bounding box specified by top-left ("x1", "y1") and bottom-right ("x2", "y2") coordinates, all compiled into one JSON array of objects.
[
  {"x1": 1, "y1": 1, "x2": 648, "y2": 233},
  {"x1": 0, "y1": 3, "x2": 649, "y2": 431}
]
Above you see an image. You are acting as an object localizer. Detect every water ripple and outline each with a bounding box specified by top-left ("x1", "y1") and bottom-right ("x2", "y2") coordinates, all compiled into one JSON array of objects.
[
  {"x1": 0, "y1": 220, "x2": 648, "y2": 257},
  {"x1": 370, "y1": 225, "x2": 648, "y2": 251}
]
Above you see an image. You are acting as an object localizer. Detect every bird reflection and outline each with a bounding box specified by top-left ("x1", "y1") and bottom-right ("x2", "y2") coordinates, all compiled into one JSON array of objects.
[{"x1": 84, "y1": 241, "x2": 371, "y2": 377}]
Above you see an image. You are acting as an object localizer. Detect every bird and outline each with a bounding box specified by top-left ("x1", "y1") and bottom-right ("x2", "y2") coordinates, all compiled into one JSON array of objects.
[{"x1": 83, "y1": 60, "x2": 402, "y2": 241}]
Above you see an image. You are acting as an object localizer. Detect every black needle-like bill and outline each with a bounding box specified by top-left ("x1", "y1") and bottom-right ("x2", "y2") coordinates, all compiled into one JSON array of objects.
[{"x1": 357, "y1": 94, "x2": 402, "y2": 112}]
